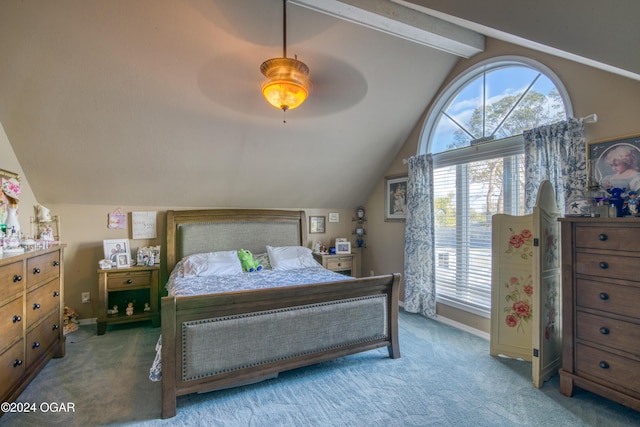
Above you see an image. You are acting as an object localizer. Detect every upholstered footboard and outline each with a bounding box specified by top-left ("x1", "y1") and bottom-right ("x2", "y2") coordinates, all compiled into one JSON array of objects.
[{"x1": 161, "y1": 274, "x2": 400, "y2": 419}]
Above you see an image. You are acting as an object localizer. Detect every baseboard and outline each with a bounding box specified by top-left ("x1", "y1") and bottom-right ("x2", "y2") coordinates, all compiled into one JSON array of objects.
[
  {"x1": 432, "y1": 315, "x2": 490, "y2": 341},
  {"x1": 78, "y1": 318, "x2": 97, "y2": 325}
]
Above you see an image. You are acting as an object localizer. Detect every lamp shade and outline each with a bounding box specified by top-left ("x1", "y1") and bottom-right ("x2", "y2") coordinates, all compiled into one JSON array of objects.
[{"x1": 260, "y1": 57, "x2": 311, "y2": 111}]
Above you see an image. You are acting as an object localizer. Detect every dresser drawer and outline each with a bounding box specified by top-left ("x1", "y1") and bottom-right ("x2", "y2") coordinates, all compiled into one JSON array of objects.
[
  {"x1": 106, "y1": 270, "x2": 152, "y2": 289},
  {"x1": 326, "y1": 257, "x2": 353, "y2": 271},
  {"x1": 0, "y1": 260, "x2": 25, "y2": 300},
  {"x1": 576, "y1": 343, "x2": 640, "y2": 394},
  {"x1": 575, "y1": 225, "x2": 640, "y2": 252},
  {"x1": 577, "y1": 311, "x2": 640, "y2": 354},
  {"x1": 26, "y1": 309, "x2": 60, "y2": 366},
  {"x1": 576, "y1": 279, "x2": 640, "y2": 319},
  {"x1": 26, "y1": 279, "x2": 61, "y2": 328},
  {"x1": 0, "y1": 297, "x2": 24, "y2": 352},
  {"x1": 26, "y1": 251, "x2": 61, "y2": 289},
  {"x1": 0, "y1": 340, "x2": 25, "y2": 398},
  {"x1": 575, "y1": 252, "x2": 636, "y2": 282}
]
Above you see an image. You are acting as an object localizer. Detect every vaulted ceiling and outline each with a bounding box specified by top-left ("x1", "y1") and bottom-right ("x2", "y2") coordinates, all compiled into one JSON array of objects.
[{"x1": 1, "y1": 0, "x2": 637, "y2": 209}]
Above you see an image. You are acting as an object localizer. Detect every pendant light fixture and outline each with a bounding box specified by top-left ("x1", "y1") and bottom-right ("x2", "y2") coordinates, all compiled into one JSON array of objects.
[{"x1": 260, "y1": 0, "x2": 311, "y2": 120}]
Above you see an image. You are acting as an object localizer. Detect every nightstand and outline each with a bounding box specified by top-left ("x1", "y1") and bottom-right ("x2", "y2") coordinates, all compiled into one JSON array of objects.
[
  {"x1": 313, "y1": 253, "x2": 358, "y2": 277},
  {"x1": 97, "y1": 265, "x2": 160, "y2": 335}
]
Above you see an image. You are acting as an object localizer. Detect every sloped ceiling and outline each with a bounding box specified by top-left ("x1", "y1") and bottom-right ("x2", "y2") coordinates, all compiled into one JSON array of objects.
[{"x1": 0, "y1": 0, "x2": 637, "y2": 209}]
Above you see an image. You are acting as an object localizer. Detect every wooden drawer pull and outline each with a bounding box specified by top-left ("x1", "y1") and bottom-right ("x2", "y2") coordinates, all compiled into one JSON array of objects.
[
  {"x1": 33, "y1": 267, "x2": 41, "y2": 274},
  {"x1": 53, "y1": 260, "x2": 60, "y2": 266},
  {"x1": 598, "y1": 261, "x2": 608, "y2": 269},
  {"x1": 12, "y1": 315, "x2": 21, "y2": 323},
  {"x1": 33, "y1": 303, "x2": 41, "y2": 310},
  {"x1": 32, "y1": 342, "x2": 40, "y2": 349},
  {"x1": 13, "y1": 274, "x2": 22, "y2": 282},
  {"x1": 599, "y1": 292, "x2": 609, "y2": 300},
  {"x1": 600, "y1": 327, "x2": 610, "y2": 335},
  {"x1": 13, "y1": 359, "x2": 22, "y2": 368},
  {"x1": 598, "y1": 233, "x2": 608, "y2": 241},
  {"x1": 53, "y1": 291, "x2": 60, "y2": 297},
  {"x1": 599, "y1": 361, "x2": 610, "y2": 369}
]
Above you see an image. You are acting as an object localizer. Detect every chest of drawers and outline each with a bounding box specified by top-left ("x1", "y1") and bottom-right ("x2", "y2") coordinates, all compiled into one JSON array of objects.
[
  {"x1": 559, "y1": 218, "x2": 640, "y2": 411},
  {"x1": 0, "y1": 246, "x2": 65, "y2": 404}
]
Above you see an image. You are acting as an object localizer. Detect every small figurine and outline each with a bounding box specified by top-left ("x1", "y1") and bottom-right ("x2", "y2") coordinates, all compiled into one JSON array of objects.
[
  {"x1": 112, "y1": 305, "x2": 119, "y2": 314},
  {"x1": 40, "y1": 225, "x2": 54, "y2": 241},
  {"x1": 627, "y1": 191, "x2": 639, "y2": 215},
  {"x1": 607, "y1": 187, "x2": 626, "y2": 217},
  {"x1": 144, "y1": 302, "x2": 151, "y2": 312},
  {"x1": 126, "y1": 302, "x2": 134, "y2": 316}
]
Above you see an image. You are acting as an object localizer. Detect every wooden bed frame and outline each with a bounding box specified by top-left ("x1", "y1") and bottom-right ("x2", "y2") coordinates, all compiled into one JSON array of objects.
[{"x1": 160, "y1": 209, "x2": 401, "y2": 418}]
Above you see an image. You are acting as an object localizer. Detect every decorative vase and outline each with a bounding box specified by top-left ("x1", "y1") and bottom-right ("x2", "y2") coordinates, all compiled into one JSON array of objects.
[{"x1": 5, "y1": 207, "x2": 20, "y2": 234}]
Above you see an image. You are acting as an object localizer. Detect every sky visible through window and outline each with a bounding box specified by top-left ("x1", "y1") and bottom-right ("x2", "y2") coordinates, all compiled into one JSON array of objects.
[{"x1": 430, "y1": 65, "x2": 561, "y2": 154}]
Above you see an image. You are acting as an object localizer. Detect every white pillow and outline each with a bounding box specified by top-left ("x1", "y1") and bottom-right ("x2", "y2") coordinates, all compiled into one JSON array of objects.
[
  {"x1": 182, "y1": 251, "x2": 243, "y2": 277},
  {"x1": 267, "y1": 245, "x2": 321, "y2": 270}
]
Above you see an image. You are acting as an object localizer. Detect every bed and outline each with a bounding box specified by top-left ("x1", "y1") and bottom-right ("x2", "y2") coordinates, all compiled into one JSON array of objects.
[{"x1": 156, "y1": 209, "x2": 401, "y2": 419}]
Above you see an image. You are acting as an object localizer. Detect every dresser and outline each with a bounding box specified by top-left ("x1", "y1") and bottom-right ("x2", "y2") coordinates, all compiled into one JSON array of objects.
[
  {"x1": 0, "y1": 246, "x2": 65, "y2": 404},
  {"x1": 559, "y1": 218, "x2": 640, "y2": 411}
]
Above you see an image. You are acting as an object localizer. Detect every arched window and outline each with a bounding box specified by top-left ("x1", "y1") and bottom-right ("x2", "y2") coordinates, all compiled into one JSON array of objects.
[{"x1": 419, "y1": 56, "x2": 572, "y2": 316}]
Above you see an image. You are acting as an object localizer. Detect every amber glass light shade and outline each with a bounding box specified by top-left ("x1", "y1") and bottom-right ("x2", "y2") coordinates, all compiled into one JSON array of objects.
[{"x1": 260, "y1": 57, "x2": 311, "y2": 111}]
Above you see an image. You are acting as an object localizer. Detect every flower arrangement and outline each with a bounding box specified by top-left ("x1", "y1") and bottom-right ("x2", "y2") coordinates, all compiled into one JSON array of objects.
[{"x1": 503, "y1": 275, "x2": 533, "y2": 334}]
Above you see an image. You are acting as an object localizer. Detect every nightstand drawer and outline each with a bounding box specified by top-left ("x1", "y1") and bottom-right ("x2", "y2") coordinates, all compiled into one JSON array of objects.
[
  {"x1": 326, "y1": 258, "x2": 352, "y2": 271},
  {"x1": 106, "y1": 271, "x2": 152, "y2": 289}
]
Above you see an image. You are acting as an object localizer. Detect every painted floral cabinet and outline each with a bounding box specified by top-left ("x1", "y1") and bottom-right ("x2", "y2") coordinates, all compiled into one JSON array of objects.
[{"x1": 490, "y1": 180, "x2": 562, "y2": 388}]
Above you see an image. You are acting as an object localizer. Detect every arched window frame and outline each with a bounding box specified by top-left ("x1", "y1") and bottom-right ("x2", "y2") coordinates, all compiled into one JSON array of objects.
[{"x1": 417, "y1": 56, "x2": 573, "y2": 316}]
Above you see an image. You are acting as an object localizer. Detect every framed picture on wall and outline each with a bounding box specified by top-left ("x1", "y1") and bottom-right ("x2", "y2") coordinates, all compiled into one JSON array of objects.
[
  {"x1": 103, "y1": 239, "x2": 131, "y2": 267},
  {"x1": 385, "y1": 174, "x2": 408, "y2": 222},
  {"x1": 309, "y1": 216, "x2": 326, "y2": 234},
  {"x1": 588, "y1": 133, "x2": 640, "y2": 193}
]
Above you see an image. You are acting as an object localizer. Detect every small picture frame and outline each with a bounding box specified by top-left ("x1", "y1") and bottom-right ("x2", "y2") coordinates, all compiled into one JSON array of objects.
[
  {"x1": 103, "y1": 239, "x2": 131, "y2": 267},
  {"x1": 335, "y1": 241, "x2": 351, "y2": 254},
  {"x1": 115, "y1": 252, "x2": 132, "y2": 269},
  {"x1": 385, "y1": 174, "x2": 408, "y2": 222},
  {"x1": 309, "y1": 216, "x2": 326, "y2": 234},
  {"x1": 328, "y1": 212, "x2": 340, "y2": 223}
]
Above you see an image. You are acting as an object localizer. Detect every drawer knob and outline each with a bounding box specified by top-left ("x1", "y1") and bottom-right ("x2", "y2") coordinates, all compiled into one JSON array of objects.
[
  {"x1": 598, "y1": 261, "x2": 608, "y2": 269},
  {"x1": 13, "y1": 274, "x2": 22, "y2": 283},
  {"x1": 599, "y1": 293, "x2": 609, "y2": 300},
  {"x1": 126, "y1": 279, "x2": 133, "y2": 284},
  {"x1": 599, "y1": 361, "x2": 610, "y2": 369},
  {"x1": 33, "y1": 303, "x2": 41, "y2": 310},
  {"x1": 53, "y1": 260, "x2": 60, "y2": 266},
  {"x1": 33, "y1": 267, "x2": 41, "y2": 274},
  {"x1": 53, "y1": 291, "x2": 60, "y2": 297},
  {"x1": 13, "y1": 359, "x2": 22, "y2": 368},
  {"x1": 32, "y1": 342, "x2": 40, "y2": 349},
  {"x1": 12, "y1": 315, "x2": 21, "y2": 323},
  {"x1": 52, "y1": 324, "x2": 59, "y2": 330},
  {"x1": 598, "y1": 233, "x2": 608, "y2": 241},
  {"x1": 600, "y1": 327, "x2": 610, "y2": 335}
]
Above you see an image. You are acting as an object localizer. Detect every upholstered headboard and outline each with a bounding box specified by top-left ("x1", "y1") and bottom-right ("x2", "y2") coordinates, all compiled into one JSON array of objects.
[{"x1": 166, "y1": 209, "x2": 308, "y2": 272}]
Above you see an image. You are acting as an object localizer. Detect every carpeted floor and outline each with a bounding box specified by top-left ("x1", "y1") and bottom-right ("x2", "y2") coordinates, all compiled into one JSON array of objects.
[{"x1": 2, "y1": 310, "x2": 639, "y2": 426}]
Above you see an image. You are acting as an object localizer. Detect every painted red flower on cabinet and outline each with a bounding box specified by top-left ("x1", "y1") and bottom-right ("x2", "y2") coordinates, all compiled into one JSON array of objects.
[{"x1": 503, "y1": 274, "x2": 533, "y2": 334}]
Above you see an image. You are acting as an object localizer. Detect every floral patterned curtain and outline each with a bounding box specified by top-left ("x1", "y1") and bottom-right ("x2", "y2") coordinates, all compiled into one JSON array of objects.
[
  {"x1": 523, "y1": 118, "x2": 587, "y2": 214},
  {"x1": 403, "y1": 154, "x2": 436, "y2": 317}
]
